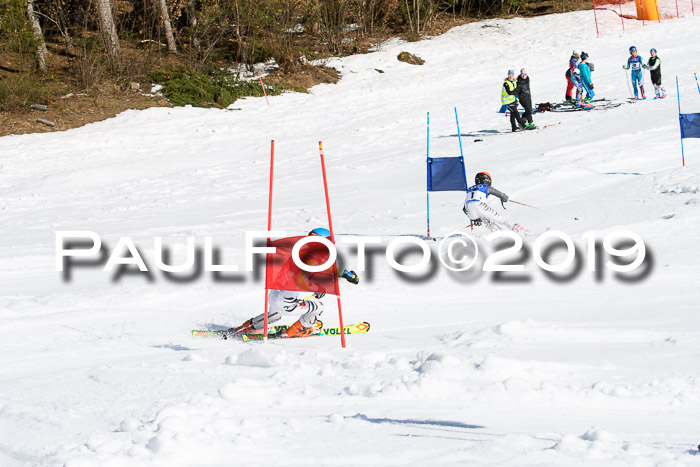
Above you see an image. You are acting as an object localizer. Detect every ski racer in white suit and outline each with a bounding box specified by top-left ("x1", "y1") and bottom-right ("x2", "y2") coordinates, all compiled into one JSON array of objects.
[
  {"x1": 463, "y1": 172, "x2": 521, "y2": 231},
  {"x1": 228, "y1": 228, "x2": 359, "y2": 338}
]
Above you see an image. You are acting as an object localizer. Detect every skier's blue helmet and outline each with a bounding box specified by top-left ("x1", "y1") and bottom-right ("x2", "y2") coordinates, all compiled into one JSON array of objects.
[
  {"x1": 650, "y1": 48, "x2": 657, "y2": 54},
  {"x1": 309, "y1": 228, "x2": 330, "y2": 237},
  {"x1": 629, "y1": 46, "x2": 637, "y2": 53}
]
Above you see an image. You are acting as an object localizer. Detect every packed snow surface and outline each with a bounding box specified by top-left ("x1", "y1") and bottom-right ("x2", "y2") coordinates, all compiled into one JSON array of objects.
[{"x1": 2, "y1": 9, "x2": 700, "y2": 467}]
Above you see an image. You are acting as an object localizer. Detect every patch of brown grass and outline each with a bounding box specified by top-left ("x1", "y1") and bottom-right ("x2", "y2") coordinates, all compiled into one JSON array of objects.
[{"x1": 0, "y1": 83, "x2": 170, "y2": 136}]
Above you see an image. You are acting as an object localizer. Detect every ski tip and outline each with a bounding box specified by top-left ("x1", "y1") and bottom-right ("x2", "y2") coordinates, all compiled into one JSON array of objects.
[{"x1": 192, "y1": 330, "x2": 215, "y2": 337}]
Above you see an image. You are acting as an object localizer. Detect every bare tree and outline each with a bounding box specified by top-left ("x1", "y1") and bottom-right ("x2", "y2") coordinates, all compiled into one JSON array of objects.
[
  {"x1": 186, "y1": 0, "x2": 200, "y2": 48},
  {"x1": 154, "y1": 0, "x2": 177, "y2": 52},
  {"x1": 26, "y1": 0, "x2": 48, "y2": 71},
  {"x1": 317, "y1": 0, "x2": 350, "y2": 54},
  {"x1": 97, "y1": 0, "x2": 120, "y2": 58}
]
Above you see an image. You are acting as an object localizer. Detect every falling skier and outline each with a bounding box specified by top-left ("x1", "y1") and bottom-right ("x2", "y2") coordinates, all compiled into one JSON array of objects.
[
  {"x1": 643, "y1": 48, "x2": 667, "y2": 99},
  {"x1": 226, "y1": 228, "x2": 359, "y2": 339},
  {"x1": 462, "y1": 172, "x2": 524, "y2": 232},
  {"x1": 623, "y1": 46, "x2": 646, "y2": 100}
]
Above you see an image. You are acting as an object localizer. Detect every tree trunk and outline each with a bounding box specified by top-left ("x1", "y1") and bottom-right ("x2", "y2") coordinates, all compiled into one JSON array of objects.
[
  {"x1": 97, "y1": 0, "x2": 120, "y2": 58},
  {"x1": 54, "y1": 1, "x2": 76, "y2": 55},
  {"x1": 155, "y1": 0, "x2": 177, "y2": 53},
  {"x1": 187, "y1": 0, "x2": 199, "y2": 48},
  {"x1": 26, "y1": 0, "x2": 48, "y2": 71}
]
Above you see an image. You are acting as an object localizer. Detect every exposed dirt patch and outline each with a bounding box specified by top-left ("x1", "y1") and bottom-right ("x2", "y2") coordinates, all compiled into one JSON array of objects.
[
  {"x1": 0, "y1": 85, "x2": 170, "y2": 137},
  {"x1": 264, "y1": 64, "x2": 340, "y2": 91}
]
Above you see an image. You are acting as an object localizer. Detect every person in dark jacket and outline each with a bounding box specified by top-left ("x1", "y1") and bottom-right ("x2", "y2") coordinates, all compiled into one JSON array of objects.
[
  {"x1": 643, "y1": 48, "x2": 666, "y2": 99},
  {"x1": 516, "y1": 68, "x2": 535, "y2": 129},
  {"x1": 501, "y1": 70, "x2": 528, "y2": 132}
]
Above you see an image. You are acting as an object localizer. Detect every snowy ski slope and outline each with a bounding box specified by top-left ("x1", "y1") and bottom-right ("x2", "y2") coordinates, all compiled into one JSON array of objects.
[{"x1": 2, "y1": 9, "x2": 700, "y2": 467}]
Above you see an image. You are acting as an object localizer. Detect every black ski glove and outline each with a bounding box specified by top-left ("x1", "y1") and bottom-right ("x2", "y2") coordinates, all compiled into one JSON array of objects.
[{"x1": 314, "y1": 292, "x2": 326, "y2": 299}]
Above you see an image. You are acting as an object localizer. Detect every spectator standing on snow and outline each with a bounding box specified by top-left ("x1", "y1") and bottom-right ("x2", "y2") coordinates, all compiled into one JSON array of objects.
[
  {"x1": 565, "y1": 51, "x2": 580, "y2": 102},
  {"x1": 643, "y1": 48, "x2": 666, "y2": 99},
  {"x1": 571, "y1": 68, "x2": 592, "y2": 109},
  {"x1": 516, "y1": 68, "x2": 536, "y2": 129},
  {"x1": 578, "y1": 52, "x2": 595, "y2": 103},
  {"x1": 502, "y1": 70, "x2": 529, "y2": 132}
]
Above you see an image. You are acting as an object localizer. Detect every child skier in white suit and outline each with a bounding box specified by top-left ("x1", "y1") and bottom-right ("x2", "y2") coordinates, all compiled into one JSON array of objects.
[{"x1": 463, "y1": 172, "x2": 523, "y2": 232}]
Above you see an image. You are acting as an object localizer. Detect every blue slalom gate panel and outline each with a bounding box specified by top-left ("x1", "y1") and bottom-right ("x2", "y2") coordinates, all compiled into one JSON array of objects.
[
  {"x1": 680, "y1": 113, "x2": 700, "y2": 139},
  {"x1": 427, "y1": 157, "x2": 467, "y2": 192}
]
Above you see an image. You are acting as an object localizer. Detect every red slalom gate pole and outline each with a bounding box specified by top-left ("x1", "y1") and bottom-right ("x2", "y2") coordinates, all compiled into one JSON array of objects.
[
  {"x1": 263, "y1": 140, "x2": 275, "y2": 342},
  {"x1": 318, "y1": 141, "x2": 346, "y2": 348},
  {"x1": 259, "y1": 73, "x2": 270, "y2": 106},
  {"x1": 619, "y1": 3, "x2": 625, "y2": 31},
  {"x1": 592, "y1": 1, "x2": 600, "y2": 37}
]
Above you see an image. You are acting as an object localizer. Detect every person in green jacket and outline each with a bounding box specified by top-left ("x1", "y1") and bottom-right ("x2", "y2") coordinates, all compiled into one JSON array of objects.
[{"x1": 502, "y1": 70, "x2": 528, "y2": 132}]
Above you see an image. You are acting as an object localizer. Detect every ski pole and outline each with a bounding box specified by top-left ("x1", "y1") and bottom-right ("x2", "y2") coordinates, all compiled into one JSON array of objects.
[
  {"x1": 510, "y1": 200, "x2": 579, "y2": 220},
  {"x1": 624, "y1": 67, "x2": 633, "y2": 97},
  {"x1": 695, "y1": 73, "x2": 700, "y2": 96}
]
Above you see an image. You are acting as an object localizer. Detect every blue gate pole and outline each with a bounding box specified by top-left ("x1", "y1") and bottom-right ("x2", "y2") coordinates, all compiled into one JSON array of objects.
[
  {"x1": 695, "y1": 73, "x2": 700, "y2": 96},
  {"x1": 426, "y1": 112, "x2": 431, "y2": 238},
  {"x1": 454, "y1": 107, "x2": 468, "y2": 189},
  {"x1": 677, "y1": 77, "x2": 686, "y2": 167},
  {"x1": 454, "y1": 107, "x2": 464, "y2": 158}
]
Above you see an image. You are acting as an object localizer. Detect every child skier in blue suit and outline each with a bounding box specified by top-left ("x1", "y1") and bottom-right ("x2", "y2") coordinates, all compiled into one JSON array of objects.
[
  {"x1": 623, "y1": 46, "x2": 646, "y2": 99},
  {"x1": 578, "y1": 52, "x2": 594, "y2": 103}
]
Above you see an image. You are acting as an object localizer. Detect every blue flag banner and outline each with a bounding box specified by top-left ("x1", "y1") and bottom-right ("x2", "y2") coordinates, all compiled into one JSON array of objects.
[
  {"x1": 680, "y1": 113, "x2": 700, "y2": 139},
  {"x1": 427, "y1": 156, "x2": 467, "y2": 192}
]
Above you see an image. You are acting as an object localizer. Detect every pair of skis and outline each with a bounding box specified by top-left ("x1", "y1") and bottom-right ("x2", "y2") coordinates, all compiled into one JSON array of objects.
[
  {"x1": 551, "y1": 102, "x2": 623, "y2": 112},
  {"x1": 191, "y1": 321, "x2": 371, "y2": 342}
]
